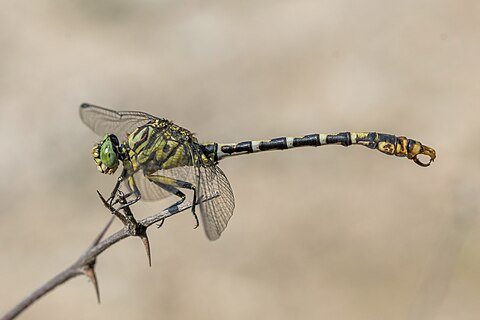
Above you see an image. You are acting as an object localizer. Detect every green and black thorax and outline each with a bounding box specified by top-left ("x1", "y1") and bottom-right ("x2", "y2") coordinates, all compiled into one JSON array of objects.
[{"x1": 92, "y1": 118, "x2": 216, "y2": 176}]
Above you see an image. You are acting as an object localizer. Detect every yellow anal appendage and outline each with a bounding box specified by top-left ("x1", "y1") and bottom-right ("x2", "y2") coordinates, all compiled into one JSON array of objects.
[
  {"x1": 411, "y1": 143, "x2": 436, "y2": 167},
  {"x1": 377, "y1": 136, "x2": 436, "y2": 167}
]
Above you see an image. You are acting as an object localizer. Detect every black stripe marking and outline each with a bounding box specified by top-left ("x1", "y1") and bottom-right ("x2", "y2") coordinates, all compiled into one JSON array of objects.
[
  {"x1": 221, "y1": 141, "x2": 253, "y2": 154},
  {"x1": 150, "y1": 140, "x2": 182, "y2": 169},
  {"x1": 326, "y1": 132, "x2": 351, "y2": 147},
  {"x1": 132, "y1": 126, "x2": 150, "y2": 151},
  {"x1": 293, "y1": 134, "x2": 320, "y2": 147},
  {"x1": 259, "y1": 137, "x2": 288, "y2": 151},
  {"x1": 220, "y1": 145, "x2": 234, "y2": 154},
  {"x1": 407, "y1": 139, "x2": 416, "y2": 152},
  {"x1": 377, "y1": 133, "x2": 397, "y2": 145},
  {"x1": 143, "y1": 127, "x2": 163, "y2": 151},
  {"x1": 200, "y1": 143, "x2": 218, "y2": 162},
  {"x1": 236, "y1": 141, "x2": 253, "y2": 153}
]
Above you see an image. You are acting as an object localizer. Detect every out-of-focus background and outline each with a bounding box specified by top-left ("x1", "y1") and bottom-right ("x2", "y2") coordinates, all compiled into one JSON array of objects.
[{"x1": 0, "y1": 1, "x2": 478, "y2": 319}]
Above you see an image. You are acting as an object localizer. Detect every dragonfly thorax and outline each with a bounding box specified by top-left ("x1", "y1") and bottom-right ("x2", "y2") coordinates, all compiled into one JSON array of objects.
[{"x1": 92, "y1": 134, "x2": 127, "y2": 175}]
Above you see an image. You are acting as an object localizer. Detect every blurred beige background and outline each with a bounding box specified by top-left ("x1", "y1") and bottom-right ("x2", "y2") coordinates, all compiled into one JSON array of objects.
[{"x1": 0, "y1": 1, "x2": 479, "y2": 319}]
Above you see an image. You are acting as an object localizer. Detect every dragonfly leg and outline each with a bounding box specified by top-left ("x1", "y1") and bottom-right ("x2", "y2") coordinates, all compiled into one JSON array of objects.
[
  {"x1": 110, "y1": 190, "x2": 137, "y2": 206},
  {"x1": 107, "y1": 169, "x2": 127, "y2": 207},
  {"x1": 146, "y1": 174, "x2": 199, "y2": 229},
  {"x1": 116, "y1": 194, "x2": 141, "y2": 210},
  {"x1": 117, "y1": 176, "x2": 141, "y2": 209},
  {"x1": 156, "y1": 218, "x2": 165, "y2": 229},
  {"x1": 109, "y1": 174, "x2": 142, "y2": 211}
]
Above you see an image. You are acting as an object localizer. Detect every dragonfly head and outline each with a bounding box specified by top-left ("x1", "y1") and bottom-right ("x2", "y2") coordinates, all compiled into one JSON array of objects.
[{"x1": 92, "y1": 134, "x2": 121, "y2": 175}]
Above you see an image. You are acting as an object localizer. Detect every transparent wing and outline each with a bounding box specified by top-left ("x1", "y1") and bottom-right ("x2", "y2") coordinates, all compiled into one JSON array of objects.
[
  {"x1": 197, "y1": 161, "x2": 235, "y2": 241},
  {"x1": 79, "y1": 103, "x2": 159, "y2": 140},
  {"x1": 128, "y1": 137, "x2": 198, "y2": 201},
  {"x1": 126, "y1": 166, "x2": 197, "y2": 201}
]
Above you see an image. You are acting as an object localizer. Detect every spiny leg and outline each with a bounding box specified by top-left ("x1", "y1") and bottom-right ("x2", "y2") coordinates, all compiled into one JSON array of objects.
[
  {"x1": 107, "y1": 169, "x2": 127, "y2": 207},
  {"x1": 110, "y1": 191, "x2": 136, "y2": 206},
  {"x1": 116, "y1": 193, "x2": 141, "y2": 211},
  {"x1": 158, "y1": 184, "x2": 198, "y2": 228},
  {"x1": 156, "y1": 218, "x2": 165, "y2": 229},
  {"x1": 146, "y1": 174, "x2": 199, "y2": 228},
  {"x1": 109, "y1": 175, "x2": 142, "y2": 211}
]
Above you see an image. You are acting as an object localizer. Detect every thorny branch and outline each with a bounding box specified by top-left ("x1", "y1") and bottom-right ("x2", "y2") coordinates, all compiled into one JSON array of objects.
[{"x1": 1, "y1": 191, "x2": 215, "y2": 320}]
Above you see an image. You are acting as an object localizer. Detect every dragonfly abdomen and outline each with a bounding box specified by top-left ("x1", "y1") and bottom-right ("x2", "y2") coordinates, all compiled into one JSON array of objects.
[{"x1": 204, "y1": 131, "x2": 435, "y2": 167}]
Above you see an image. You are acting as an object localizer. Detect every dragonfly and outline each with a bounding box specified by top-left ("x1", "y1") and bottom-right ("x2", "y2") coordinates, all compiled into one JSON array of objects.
[{"x1": 79, "y1": 103, "x2": 436, "y2": 240}]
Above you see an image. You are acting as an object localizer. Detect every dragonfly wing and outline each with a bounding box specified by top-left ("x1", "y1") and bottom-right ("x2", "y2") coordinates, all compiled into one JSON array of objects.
[
  {"x1": 124, "y1": 171, "x2": 171, "y2": 201},
  {"x1": 197, "y1": 162, "x2": 235, "y2": 241},
  {"x1": 79, "y1": 103, "x2": 158, "y2": 140},
  {"x1": 128, "y1": 166, "x2": 198, "y2": 201}
]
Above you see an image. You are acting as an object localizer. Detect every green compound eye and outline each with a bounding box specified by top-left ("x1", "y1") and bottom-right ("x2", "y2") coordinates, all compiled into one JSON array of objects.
[{"x1": 100, "y1": 136, "x2": 118, "y2": 168}]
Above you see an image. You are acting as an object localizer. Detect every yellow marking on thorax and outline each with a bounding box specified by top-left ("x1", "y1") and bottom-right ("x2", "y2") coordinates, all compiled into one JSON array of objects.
[
  {"x1": 128, "y1": 127, "x2": 148, "y2": 149},
  {"x1": 161, "y1": 144, "x2": 189, "y2": 169},
  {"x1": 125, "y1": 121, "x2": 199, "y2": 172},
  {"x1": 126, "y1": 126, "x2": 155, "y2": 171}
]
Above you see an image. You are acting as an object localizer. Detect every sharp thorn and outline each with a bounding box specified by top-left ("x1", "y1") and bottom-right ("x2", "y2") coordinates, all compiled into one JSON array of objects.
[
  {"x1": 96, "y1": 190, "x2": 109, "y2": 208},
  {"x1": 83, "y1": 265, "x2": 101, "y2": 304},
  {"x1": 98, "y1": 190, "x2": 130, "y2": 225},
  {"x1": 138, "y1": 230, "x2": 152, "y2": 267}
]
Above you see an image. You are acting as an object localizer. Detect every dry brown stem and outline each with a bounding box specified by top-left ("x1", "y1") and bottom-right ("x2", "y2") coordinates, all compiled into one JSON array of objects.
[{"x1": 1, "y1": 192, "x2": 207, "y2": 320}]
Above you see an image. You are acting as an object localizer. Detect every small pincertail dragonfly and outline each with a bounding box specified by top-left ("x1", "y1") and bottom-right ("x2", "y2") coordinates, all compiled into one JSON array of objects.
[{"x1": 80, "y1": 103, "x2": 436, "y2": 240}]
